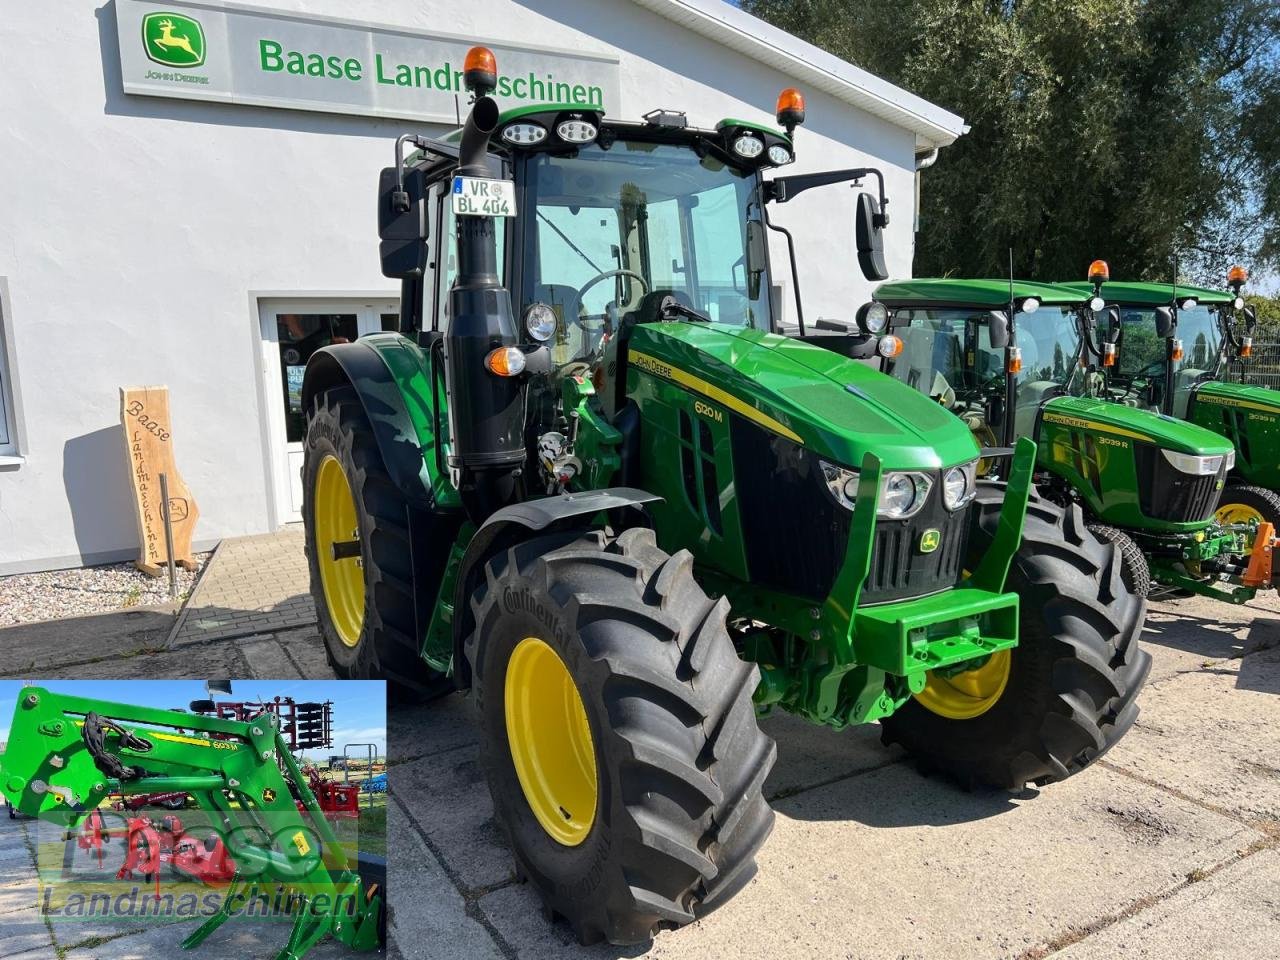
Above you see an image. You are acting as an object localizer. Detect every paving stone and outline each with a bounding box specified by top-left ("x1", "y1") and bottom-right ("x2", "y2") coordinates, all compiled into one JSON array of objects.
[
  {"x1": 1056, "y1": 846, "x2": 1280, "y2": 959},
  {"x1": 385, "y1": 796, "x2": 502, "y2": 960},
  {"x1": 236, "y1": 635, "x2": 304, "y2": 679},
  {"x1": 761, "y1": 709, "x2": 901, "y2": 800},
  {"x1": 1140, "y1": 594, "x2": 1280, "y2": 685},
  {"x1": 1102, "y1": 641, "x2": 1280, "y2": 823},
  {"x1": 0, "y1": 914, "x2": 55, "y2": 957},
  {"x1": 0, "y1": 880, "x2": 40, "y2": 915}
]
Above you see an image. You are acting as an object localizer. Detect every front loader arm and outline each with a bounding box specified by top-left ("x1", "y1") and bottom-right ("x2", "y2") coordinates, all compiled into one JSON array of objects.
[{"x1": 0, "y1": 689, "x2": 382, "y2": 960}]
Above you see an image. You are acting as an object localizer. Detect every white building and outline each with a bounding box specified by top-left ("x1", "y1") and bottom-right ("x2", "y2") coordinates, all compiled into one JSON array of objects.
[{"x1": 0, "y1": 0, "x2": 965, "y2": 574}]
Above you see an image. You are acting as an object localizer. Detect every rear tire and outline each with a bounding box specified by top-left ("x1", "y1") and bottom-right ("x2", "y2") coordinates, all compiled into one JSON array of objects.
[
  {"x1": 303, "y1": 386, "x2": 450, "y2": 700},
  {"x1": 1086, "y1": 523, "x2": 1151, "y2": 598},
  {"x1": 465, "y1": 527, "x2": 776, "y2": 945},
  {"x1": 881, "y1": 482, "x2": 1151, "y2": 789}
]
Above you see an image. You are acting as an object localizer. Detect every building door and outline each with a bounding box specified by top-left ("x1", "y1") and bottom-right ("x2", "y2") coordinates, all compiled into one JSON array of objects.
[{"x1": 258, "y1": 298, "x2": 399, "y2": 524}]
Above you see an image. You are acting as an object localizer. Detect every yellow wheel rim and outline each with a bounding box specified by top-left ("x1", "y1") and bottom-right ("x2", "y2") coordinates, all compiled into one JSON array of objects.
[
  {"x1": 1216, "y1": 503, "x2": 1263, "y2": 529},
  {"x1": 504, "y1": 637, "x2": 598, "y2": 846},
  {"x1": 914, "y1": 649, "x2": 1012, "y2": 720},
  {"x1": 314, "y1": 454, "x2": 365, "y2": 648}
]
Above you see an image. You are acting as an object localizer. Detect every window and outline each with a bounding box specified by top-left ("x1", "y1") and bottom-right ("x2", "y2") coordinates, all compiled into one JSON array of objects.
[{"x1": 435, "y1": 198, "x2": 506, "y2": 329}]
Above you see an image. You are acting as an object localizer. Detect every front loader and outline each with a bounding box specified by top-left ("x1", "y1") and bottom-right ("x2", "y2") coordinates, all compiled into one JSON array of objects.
[
  {"x1": 301, "y1": 46, "x2": 1149, "y2": 945},
  {"x1": 1061, "y1": 263, "x2": 1280, "y2": 541},
  {"x1": 869, "y1": 277, "x2": 1276, "y2": 604},
  {"x1": 0, "y1": 688, "x2": 384, "y2": 960}
]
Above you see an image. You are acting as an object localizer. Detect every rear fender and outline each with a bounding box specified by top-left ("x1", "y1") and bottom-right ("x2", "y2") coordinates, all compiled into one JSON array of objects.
[{"x1": 450, "y1": 488, "x2": 662, "y2": 689}]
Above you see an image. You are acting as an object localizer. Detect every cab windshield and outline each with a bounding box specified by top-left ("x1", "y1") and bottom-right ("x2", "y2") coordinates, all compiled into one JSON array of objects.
[
  {"x1": 521, "y1": 140, "x2": 770, "y2": 364},
  {"x1": 1173, "y1": 305, "x2": 1223, "y2": 378}
]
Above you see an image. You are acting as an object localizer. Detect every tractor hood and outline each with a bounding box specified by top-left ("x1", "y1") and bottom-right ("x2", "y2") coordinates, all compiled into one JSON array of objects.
[
  {"x1": 1042, "y1": 396, "x2": 1236, "y2": 456},
  {"x1": 628, "y1": 321, "x2": 981, "y2": 471},
  {"x1": 1194, "y1": 380, "x2": 1280, "y2": 417}
]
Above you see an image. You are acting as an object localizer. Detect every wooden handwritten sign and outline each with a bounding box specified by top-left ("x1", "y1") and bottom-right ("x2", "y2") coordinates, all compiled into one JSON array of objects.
[{"x1": 120, "y1": 386, "x2": 200, "y2": 575}]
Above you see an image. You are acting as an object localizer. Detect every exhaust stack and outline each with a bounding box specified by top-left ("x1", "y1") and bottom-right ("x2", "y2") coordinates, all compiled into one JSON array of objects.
[{"x1": 444, "y1": 62, "x2": 525, "y2": 522}]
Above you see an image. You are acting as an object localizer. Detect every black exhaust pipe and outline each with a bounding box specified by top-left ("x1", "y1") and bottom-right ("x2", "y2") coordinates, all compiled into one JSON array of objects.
[{"x1": 444, "y1": 96, "x2": 524, "y2": 522}]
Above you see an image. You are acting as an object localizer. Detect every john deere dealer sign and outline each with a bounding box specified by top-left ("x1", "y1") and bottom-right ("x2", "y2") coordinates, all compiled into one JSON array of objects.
[{"x1": 116, "y1": 0, "x2": 620, "y2": 123}]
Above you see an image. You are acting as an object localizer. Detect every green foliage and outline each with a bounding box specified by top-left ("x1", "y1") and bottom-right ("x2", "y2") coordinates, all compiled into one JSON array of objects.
[
  {"x1": 741, "y1": 0, "x2": 1280, "y2": 286},
  {"x1": 1245, "y1": 293, "x2": 1280, "y2": 339}
]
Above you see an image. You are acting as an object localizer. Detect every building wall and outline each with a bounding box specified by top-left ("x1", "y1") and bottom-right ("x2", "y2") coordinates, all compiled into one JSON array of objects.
[{"x1": 0, "y1": 0, "x2": 919, "y2": 573}]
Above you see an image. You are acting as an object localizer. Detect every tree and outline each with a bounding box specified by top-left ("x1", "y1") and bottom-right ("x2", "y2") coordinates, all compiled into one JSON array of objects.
[{"x1": 741, "y1": 0, "x2": 1280, "y2": 286}]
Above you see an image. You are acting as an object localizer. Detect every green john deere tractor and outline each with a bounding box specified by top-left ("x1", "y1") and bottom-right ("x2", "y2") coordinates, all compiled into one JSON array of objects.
[
  {"x1": 1060, "y1": 264, "x2": 1280, "y2": 538},
  {"x1": 300, "y1": 47, "x2": 1148, "y2": 944},
  {"x1": 0, "y1": 688, "x2": 385, "y2": 960},
  {"x1": 869, "y1": 278, "x2": 1275, "y2": 603}
]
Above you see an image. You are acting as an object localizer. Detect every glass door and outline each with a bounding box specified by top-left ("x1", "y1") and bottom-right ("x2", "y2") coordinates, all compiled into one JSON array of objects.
[{"x1": 258, "y1": 299, "x2": 398, "y2": 524}]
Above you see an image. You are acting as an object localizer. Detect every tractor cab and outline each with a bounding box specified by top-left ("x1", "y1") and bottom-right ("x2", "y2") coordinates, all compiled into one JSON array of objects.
[
  {"x1": 1060, "y1": 263, "x2": 1245, "y2": 420},
  {"x1": 868, "y1": 279, "x2": 1089, "y2": 457}
]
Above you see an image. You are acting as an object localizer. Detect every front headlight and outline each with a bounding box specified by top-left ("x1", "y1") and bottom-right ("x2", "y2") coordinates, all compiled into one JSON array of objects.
[
  {"x1": 881, "y1": 472, "x2": 932, "y2": 519},
  {"x1": 1223, "y1": 450, "x2": 1236, "y2": 471},
  {"x1": 942, "y1": 461, "x2": 978, "y2": 510},
  {"x1": 1161, "y1": 449, "x2": 1225, "y2": 476}
]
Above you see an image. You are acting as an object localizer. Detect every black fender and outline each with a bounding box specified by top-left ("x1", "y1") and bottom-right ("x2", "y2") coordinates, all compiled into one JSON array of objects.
[
  {"x1": 451, "y1": 488, "x2": 662, "y2": 689},
  {"x1": 301, "y1": 342, "x2": 434, "y2": 509}
]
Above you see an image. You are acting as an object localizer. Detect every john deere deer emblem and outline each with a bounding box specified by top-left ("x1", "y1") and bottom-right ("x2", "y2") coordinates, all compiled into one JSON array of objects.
[
  {"x1": 919, "y1": 529, "x2": 941, "y2": 554},
  {"x1": 142, "y1": 12, "x2": 206, "y2": 68}
]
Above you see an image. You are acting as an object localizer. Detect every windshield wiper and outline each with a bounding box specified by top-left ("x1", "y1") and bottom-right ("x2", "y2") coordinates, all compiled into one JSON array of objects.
[
  {"x1": 536, "y1": 210, "x2": 605, "y2": 274},
  {"x1": 660, "y1": 297, "x2": 710, "y2": 323}
]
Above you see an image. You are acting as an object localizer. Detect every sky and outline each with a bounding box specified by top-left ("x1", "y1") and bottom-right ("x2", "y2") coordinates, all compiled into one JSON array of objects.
[{"x1": 0, "y1": 679, "x2": 385, "y2": 760}]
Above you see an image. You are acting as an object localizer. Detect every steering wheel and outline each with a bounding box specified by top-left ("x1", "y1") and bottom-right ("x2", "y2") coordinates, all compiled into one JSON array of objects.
[{"x1": 575, "y1": 270, "x2": 649, "y2": 328}]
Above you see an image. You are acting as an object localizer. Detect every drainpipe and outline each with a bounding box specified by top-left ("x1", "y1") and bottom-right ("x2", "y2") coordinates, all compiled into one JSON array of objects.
[{"x1": 913, "y1": 147, "x2": 939, "y2": 235}]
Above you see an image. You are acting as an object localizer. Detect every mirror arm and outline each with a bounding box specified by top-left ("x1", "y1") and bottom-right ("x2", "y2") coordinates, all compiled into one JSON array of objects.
[
  {"x1": 766, "y1": 167, "x2": 889, "y2": 226},
  {"x1": 762, "y1": 202, "x2": 806, "y2": 336}
]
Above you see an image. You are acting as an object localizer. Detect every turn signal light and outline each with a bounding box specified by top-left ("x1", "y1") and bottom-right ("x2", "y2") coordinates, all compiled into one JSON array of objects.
[
  {"x1": 485, "y1": 346, "x2": 526, "y2": 377},
  {"x1": 1007, "y1": 347, "x2": 1023, "y2": 374},
  {"x1": 1228, "y1": 265, "x2": 1249, "y2": 285},
  {"x1": 1241, "y1": 336, "x2": 1254, "y2": 358},
  {"x1": 1103, "y1": 342, "x2": 1117, "y2": 367},
  {"x1": 464, "y1": 46, "x2": 498, "y2": 94},
  {"x1": 877, "y1": 334, "x2": 903, "y2": 359},
  {"x1": 1171, "y1": 339, "x2": 1184, "y2": 362},
  {"x1": 776, "y1": 88, "x2": 806, "y2": 131},
  {"x1": 1088, "y1": 259, "x2": 1110, "y2": 283}
]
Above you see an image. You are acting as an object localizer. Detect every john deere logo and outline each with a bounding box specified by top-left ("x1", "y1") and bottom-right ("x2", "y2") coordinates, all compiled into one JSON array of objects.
[
  {"x1": 919, "y1": 529, "x2": 941, "y2": 554},
  {"x1": 142, "y1": 12, "x2": 205, "y2": 68}
]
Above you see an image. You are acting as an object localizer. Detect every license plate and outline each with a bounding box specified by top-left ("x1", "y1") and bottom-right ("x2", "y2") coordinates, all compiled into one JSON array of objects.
[{"x1": 451, "y1": 176, "x2": 516, "y2": 217}]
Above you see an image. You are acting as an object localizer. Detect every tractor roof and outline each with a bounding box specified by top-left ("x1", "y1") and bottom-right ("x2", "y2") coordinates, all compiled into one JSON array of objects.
[
  {"x1": 873, "y1": 278, "x2": 1088, "y2": 308},
  {"x1": 1058, "y1": 281, "x2": 1234, "y2": 305}
]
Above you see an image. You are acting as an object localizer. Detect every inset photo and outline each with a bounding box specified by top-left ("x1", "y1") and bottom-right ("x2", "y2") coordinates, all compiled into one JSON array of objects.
[{"x1": 0, "y1": 679, "x2": 386, "y2": 959}]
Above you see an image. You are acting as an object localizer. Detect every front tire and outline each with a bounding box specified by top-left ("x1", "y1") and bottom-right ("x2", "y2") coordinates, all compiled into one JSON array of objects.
[
  {"x1": 1216, "y1": 484, "x2": 1280, "y2": 544},
  {"x1": 303, "y1": 386, "x2": 449, "y2": 699},
  {"x1": 881, "y1": 483, "x2": 1151, "y2": 789},
  {"x1": 465, "y1": 527, "x2": 776, "y2": 945},
  {"x1": 1086, "y1": 523, "x2": 1151, "y2": 598}
]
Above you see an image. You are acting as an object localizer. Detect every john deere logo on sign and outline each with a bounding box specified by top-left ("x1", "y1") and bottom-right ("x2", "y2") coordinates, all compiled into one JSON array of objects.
[
  {"x1": 919, "y1": 529, "x2": 941, "y2": 554},
  {"x1": 142, "y1": 12, "x2": 205, "y2": 68}
]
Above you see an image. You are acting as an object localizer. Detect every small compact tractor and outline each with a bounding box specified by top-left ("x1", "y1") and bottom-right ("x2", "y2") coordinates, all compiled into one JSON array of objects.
[
  {"x1": 301, "y1": 46, "x2": 1148, "y2": 944},
  {"x1": 870, "y1": 277, "x2": 1275, "y2": 602},
  {"x1": 0, "y1": 688, "x2": 383, "y2": 960},
  {"x1": 1062, "y1": 263, "x2": 1280, "y2": 537}
]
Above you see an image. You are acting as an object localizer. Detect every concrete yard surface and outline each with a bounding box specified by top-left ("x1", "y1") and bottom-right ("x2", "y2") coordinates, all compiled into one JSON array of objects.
[{"x1": 387, "y1": 589, "x2": 1280, "y2": 960}]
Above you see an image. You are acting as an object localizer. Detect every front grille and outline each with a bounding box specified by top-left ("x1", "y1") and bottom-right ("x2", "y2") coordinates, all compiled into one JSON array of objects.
[
  {"x1": 1134, "y1": 442, "x2": 1223, "y2": 523},
  {"x1": 729, "y1": 415, "x2": 967, "y2": 604},
  {"x1": 863, "y1": 498, "x2": 971, "y2": 604},
  {"x1": 731, "y1": 417, "x2": 848, "y2": 602}
]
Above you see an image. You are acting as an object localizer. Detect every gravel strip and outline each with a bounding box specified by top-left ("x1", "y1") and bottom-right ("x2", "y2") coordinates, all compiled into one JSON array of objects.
[{"x1": 0, "y1": 554, "x2": 212, "y2": 626}]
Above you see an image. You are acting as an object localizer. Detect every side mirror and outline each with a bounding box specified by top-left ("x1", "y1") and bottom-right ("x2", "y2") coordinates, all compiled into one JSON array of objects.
[
  {"x1": 378, "y1": 166, "x2": 429, "y2": 279},
  {"x1": 855, "y1": 193, "x2": 888, "y2": 281},
  {"x1": 986, "y1": 310, "x2": 1010, "y2": 349},
  {"x1": 1244, "y1": 305, "x2": 1258, "y2": 333},
  {"x1": 1154, "y1": 305, "x2": 1175, "y2": 339},
  {"x1": 745, "y1": 220, "x2": 767, "y2": 301}
]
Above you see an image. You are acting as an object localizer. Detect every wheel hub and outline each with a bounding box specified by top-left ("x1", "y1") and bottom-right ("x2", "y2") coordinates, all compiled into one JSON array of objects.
[
  {"x1": 504, "y1": 637, "x2": 598, "y2": 846},
  {"x1": 914, "y1": 649, "x2": 1012, "y2": 720}
]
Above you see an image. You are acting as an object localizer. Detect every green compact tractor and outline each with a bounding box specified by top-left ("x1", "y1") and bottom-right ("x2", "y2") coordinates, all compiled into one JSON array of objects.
[
  {"x1": 300, "y1": 46, "x2": 1148, "y2": 944},
  {"x1": 1061, "y1": 263, "x2": 1280, "y2": 538},
  {"x1": 870, "y1": 278, "x2": 1275, "y2": 603},
  {"x1": 0, "y1": 688, "x2": 384, "y2": 960}
]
